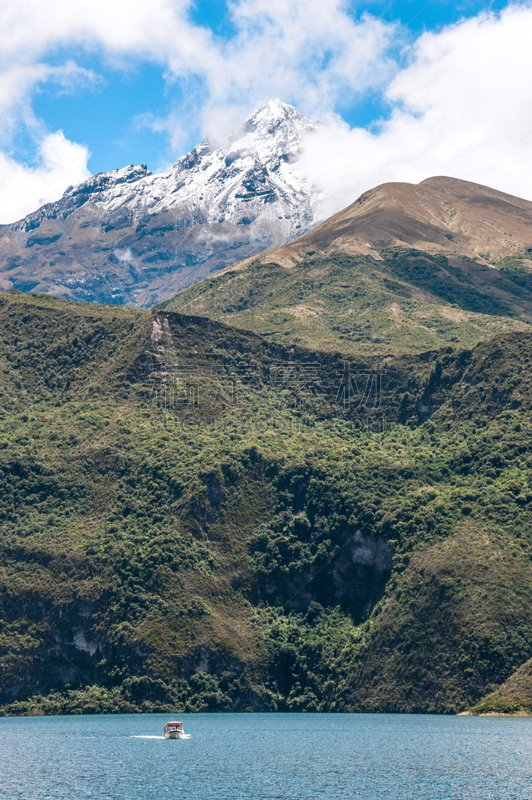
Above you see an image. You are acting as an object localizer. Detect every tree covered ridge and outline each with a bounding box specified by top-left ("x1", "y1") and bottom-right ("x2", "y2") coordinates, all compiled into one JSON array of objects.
[{"x1": 1, "y1": 289, "x2": 532, "y2": 715}]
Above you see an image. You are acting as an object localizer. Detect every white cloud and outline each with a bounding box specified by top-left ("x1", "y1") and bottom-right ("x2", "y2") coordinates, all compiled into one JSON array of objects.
[
  {"x1": 0, "y1": 0, "x2": 190, "y2": 57},
  {"x1": 114, "y1": 247, "x2": 134, "y2": 263},
  {"x1": 196, "y1": 0, "x2": 398, "y2": 138},
  {"x1": 301, "y1": 3, "x2": 532, "y2": 219},
  {"x1": 0, "y1": 131, "x2": 90, "y2": 223},
  {"x1": 4, "y1": 0, "x2": 532, "y2": 224},
  {"x1": 0, "y1": 0, "x2": 399, "y2": 220},
  {"x1": 129, "y1": 0, "x2": 399, "y2": 147}
]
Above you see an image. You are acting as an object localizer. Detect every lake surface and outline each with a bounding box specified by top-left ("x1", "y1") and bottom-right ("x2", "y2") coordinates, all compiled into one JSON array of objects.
[{"x1": 1, "y1": 713, "x2": 531, "y2": 799}]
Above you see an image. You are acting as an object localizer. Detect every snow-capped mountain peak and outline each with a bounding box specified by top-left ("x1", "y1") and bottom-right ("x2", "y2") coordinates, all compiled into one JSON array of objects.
[
  {"x1": 2, "y1": 101, "x2": 322, "y2": 307},
  {"x1": 93, "y1": 99, "x2": 321, "y2": 235},
  {"x1": 230, "y1": 98, "x2": 309, "y2": 139},
  {"x1": 20, "y1": 100, "x2": 320, "y2": 233}
]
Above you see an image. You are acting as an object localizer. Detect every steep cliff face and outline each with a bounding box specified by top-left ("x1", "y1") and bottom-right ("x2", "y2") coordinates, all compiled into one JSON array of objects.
[{"x1": 0, "y1": 101, "x2": 321, "y2": 308}]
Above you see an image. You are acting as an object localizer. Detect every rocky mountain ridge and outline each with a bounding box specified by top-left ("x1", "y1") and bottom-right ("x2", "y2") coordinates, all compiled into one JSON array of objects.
[{"x1": 0, "y1": 101, "x2": 320, "y2": 307}]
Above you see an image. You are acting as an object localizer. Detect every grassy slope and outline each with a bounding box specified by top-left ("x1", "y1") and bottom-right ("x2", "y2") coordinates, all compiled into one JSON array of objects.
[
  {"x1": 466, "y1": 658, "x2": 532, "y2": 715},
  {"x1": 162, "y1": 251, "x2": 532, "y2": 356},
  {"x1": 1, "y1": 290, "x2": 532, "y2": 715}
]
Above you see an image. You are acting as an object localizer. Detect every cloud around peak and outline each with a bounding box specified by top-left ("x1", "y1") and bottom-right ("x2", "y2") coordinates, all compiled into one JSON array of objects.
[
  {"x1": 0, "y1": 0, "x2": 398, "y2": 222},
  {"x1": 301, "y1": 3, "x2": 532, "y2": 218},
  {"x1": 1, "y1": 1, "x2": 532, "y2": 223}
]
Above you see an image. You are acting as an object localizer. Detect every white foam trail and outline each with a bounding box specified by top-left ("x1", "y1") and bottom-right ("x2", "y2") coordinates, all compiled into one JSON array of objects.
[{"x1": 130, "y1": 734, "x2": 191, "y2": 740}]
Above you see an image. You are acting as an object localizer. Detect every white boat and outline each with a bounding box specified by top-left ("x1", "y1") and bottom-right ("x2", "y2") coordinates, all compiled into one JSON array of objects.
[{"x1": 163, "y1": 721, "x2": 186, "y2": 739}]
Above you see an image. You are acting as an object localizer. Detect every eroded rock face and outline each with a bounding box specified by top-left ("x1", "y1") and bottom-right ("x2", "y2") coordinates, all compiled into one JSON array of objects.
[{"x1": 0, "y1": 101, "x2": 321, "y2": 308}]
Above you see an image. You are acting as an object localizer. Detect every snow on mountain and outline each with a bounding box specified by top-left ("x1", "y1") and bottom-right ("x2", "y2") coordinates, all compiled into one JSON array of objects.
[
  {"x1": 102, "y1": 100, "x2": 319, "y2": 233},
  {"x1": 21, "y1": 100, "x2": 320, "y2": 232},
  {"x1": 3, "y1": 101, "x2": 322, "y2": 307}
]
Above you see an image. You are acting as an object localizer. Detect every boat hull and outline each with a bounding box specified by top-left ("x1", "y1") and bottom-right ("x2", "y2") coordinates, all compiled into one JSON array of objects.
[{"x1": 164, "y1": 731, "x2": 186, "y2": 739}]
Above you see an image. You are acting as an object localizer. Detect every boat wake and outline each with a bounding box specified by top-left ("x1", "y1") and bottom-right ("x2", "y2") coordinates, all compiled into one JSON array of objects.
[{"x1": 131, "y1": 734, "x2": 191, "y2": 740}]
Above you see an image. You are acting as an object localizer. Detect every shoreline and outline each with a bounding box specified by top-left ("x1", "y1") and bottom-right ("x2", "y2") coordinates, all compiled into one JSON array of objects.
[{"x1": 459, "y1": 710, "x2": 532, "y2": 718}]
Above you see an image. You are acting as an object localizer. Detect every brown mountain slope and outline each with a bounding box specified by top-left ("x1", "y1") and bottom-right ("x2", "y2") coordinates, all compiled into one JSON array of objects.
[
  {"x1": 230, "y1": 175, "x2": 532, "y2": 267},
  {"x1": 164, "y1": 177, "x2": 532, "y2": 355},
  {"x1": 0, "y1": 207, "x2": 275, "y2": 308}
]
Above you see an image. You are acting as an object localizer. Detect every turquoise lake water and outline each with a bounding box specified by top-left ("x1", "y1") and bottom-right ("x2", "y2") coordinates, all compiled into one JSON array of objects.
[{"x1": 1, "y1": 713, "x2": 531, "y2": 799}]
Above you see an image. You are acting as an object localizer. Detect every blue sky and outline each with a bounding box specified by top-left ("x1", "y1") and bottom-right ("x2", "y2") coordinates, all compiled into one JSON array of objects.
[
  {"x1": 28, "y1": 0, "x2": 511, "y2": 174},
  {"x1": 0, "y1": 0, "x2": 530, "y2": 222}
]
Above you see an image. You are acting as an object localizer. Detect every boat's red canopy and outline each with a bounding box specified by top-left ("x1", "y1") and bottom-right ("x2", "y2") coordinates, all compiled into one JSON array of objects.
[{"x1": 166, "y1": 722, "x2": 182, "y2": 726}]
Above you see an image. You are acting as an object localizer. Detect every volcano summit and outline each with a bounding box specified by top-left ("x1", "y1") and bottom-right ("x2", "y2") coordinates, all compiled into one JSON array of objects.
[{"x1": 0, "y1": 101, "x2": 320, "y2": 307}]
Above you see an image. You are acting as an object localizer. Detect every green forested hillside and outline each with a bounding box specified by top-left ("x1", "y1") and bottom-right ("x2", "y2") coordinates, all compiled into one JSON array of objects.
[
  {"x1": 162, "y1": 250, "x2": 532, "y2": 356},
  {"x1": 1, "y1": 289, "x2": 532, "y2": 715},
  {"x1": 467, "y1": 657, "x2": 532, "y2": 715}
]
